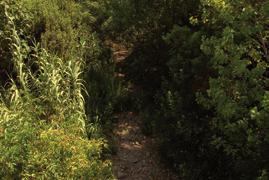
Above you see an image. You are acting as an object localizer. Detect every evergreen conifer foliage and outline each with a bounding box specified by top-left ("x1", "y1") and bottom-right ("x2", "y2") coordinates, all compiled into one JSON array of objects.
[{"x1": 200, "y1": 0, "x2": 269, "y2": 178}]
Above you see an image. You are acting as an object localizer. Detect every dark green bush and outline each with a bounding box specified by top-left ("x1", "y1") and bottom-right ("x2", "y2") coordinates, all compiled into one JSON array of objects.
[
  {"x1": 108, "y1": 0, "x2": 269, "y2": 179},
  {"x1": 198, "y1": 1, "x2": 269, "y2": 179}
]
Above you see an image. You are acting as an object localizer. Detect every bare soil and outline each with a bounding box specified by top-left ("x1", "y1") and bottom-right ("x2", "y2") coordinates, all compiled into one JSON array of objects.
[{"x1": 112, "y1": 112, "x2": 179, "y2": 180}]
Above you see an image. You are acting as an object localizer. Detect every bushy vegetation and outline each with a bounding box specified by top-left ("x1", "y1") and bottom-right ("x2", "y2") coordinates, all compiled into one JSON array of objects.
[
  {"x1": 108, "y1": 0, "x2": 269, "y2": 179},
  {"x1": 0, "y1": 0, "x2": 116, "y2": 178},
  {"x1": 1, "y1": 0, "x2": 269, "y2": 179}
]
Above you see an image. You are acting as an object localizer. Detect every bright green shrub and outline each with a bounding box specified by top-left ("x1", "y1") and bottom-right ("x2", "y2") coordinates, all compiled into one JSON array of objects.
[
  {"x1": 9, "y1": 0, "x2": 121, "y2": 136},
  {"x1": 21, "y1": 0, "x2": 89, "y2": 59},
  {"x1": 0, "y1": 1, "x2": 114, "y2": 179}
]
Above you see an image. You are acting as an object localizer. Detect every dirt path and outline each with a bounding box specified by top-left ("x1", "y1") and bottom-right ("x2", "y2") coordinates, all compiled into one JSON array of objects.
[
  {"x1": 109, "y1": 41, "x2": 179, "y2": 180},
  {"x1": 112, "y1": 112, "x2": 179, "y2": 180}
]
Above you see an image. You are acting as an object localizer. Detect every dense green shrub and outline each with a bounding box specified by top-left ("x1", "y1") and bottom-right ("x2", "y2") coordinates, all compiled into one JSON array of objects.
[
  {"x1": 84, "y1": 47, "x2": 121, "y2": 131},
  {"x1": 0, "y1": 1, "x2": 114, "y2": 178},
  {"x1": 18, "y1": 0, "x2": 121, "y2": 135},
  {"x1": 198, "y1": 0, "x2": 269, "y2": 179},
  {"x1": 21, "y1": 0, "x2": 96, "y2": 59},
  {"x1": 2, "y1": 0, "x2": 268, "y2": 179},
  {"x1": 150, "y1": 26, "x2": 224, "y2": 179},
  {"x1": 108, "y1": 0, "x2": 269, "y2": 179},
  {"x1": 0, "y1": 0, "x2": 32, "y2": 86}
]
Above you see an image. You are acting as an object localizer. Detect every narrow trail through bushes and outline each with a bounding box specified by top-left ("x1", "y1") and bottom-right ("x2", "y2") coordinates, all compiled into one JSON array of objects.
[
  {"x1": 112, "y1": 112, "x2": 179, "y2": 180},
  {"x1": 110, "y1": 42, "x2": 179, "y2": 180}
]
